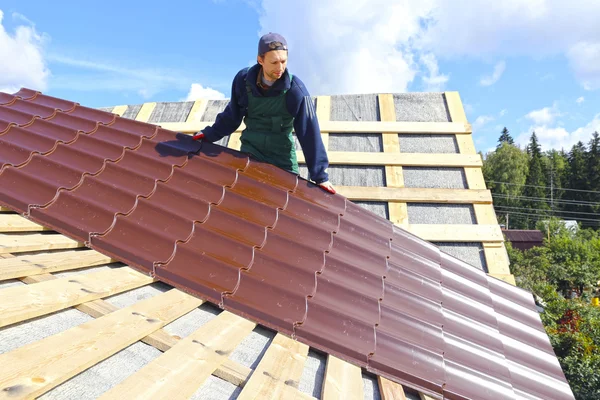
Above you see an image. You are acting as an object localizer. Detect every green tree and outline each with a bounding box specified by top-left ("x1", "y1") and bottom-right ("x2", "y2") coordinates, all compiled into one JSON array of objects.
[
  {"x1": 483, "y1": 142, "x2": 529, "y2": 228},
  {"x1": 523, "y1": 131, "x2": 549, "y2": 227},
  {"x1": 543, "y1": 149, "x2": 569, "y2": 213},
  {"x1": 586, "y1": 132, "x2": 600, "y2": 215},
  {"x1": 497, "y1": 127, "x2": 514, "y2": 148},
  {"x1": 566, "y1": 141, "x2": 589, "y2": 219}
]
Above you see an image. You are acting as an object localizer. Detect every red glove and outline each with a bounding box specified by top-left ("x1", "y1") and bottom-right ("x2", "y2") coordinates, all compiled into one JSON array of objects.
[
  {"x1": 318, "y1": 181, "x2": 336, "y2": 194},
  {"x1": 192, "y1": 132, "x2": 205, "y2": 141}
]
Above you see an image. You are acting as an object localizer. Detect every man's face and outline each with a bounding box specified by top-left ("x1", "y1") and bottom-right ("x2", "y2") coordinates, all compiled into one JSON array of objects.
[{"x1": 258, "y1": 50, "x2": 288, "y2": 81}]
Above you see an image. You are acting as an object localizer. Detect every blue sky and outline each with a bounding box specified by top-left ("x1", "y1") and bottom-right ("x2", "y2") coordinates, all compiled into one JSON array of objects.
[{"x1": 2, "y1": 0, "x2": 600, "y2": 155}]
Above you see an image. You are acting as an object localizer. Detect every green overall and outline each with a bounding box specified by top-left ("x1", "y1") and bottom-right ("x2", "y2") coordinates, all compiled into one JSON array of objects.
[{"x1": 239, "y1": 75, "x2": 299, "y2": 174}]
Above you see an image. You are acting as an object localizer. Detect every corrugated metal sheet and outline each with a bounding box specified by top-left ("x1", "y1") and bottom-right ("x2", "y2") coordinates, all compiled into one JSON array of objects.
[{"x1": 0, "y1": 88, "x2": 574, "y2": 400}]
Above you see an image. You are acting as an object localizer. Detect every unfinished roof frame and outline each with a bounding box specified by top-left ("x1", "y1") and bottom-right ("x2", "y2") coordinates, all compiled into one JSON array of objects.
[{"x1": 106, "y1": 92, "x2": 511, "y2": 283}]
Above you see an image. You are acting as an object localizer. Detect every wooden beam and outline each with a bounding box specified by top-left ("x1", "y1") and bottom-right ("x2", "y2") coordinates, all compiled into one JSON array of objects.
[
  {"x1": 0, "y1": 207, "x2": 12, "y2": 212},
  {"x1": 186, "y1": 99, "x2": 208, "y2": 123},
  {"x1": 0, "y1": 249, "x2": 114, "y2": 281},
  {"x1": 111, "y1": 105, "x2": 128, "y2": 117},
  {"x1": 17, "y1": 269, "x2": 253, "y2": 388},
  {"x1": 0, "y1": 233, "x2": 83, "y2": 254},
  {"x1": 298, "y1": 152, "x2": 482, "y2": 167},
  {"x1": 378, "y1": 376, "x2": 407, "y2": 400},
  {"x1": 317, "y1": 96, "x2": 331, "y2": 151},
  {"x1": 237, "y1": 333, "x2": 309, "y2": 399},
  {"x1": 97, "y1": 311, "x2": 255, "y2": 400},
  {"x1": 134, "y1": 102, "x2": 157, "y2": 123},
  {"x1": 337, "y1": 187, "x2": 492, "y2": 204},
  {"x1": 159, "y1": 121, "x2": 471, "y2": 135},
  {"x1": 322, "y1": 355, "x2": 364, "y2": 400},
  {"x1": 0, "y1": 289, "x2": 203, "y2": 400},
  {"x1": 445, "y1": 91, "x2": 512, "y2": 279},
  {"x1": 0, "y1": 267, "x2": 154, "y2": 328},
  {"x1": 0, "y1": 214, "x2": 49, "y2": 232},
  {"x1": 378, "y1": 93, "x2": 408, "y2": 227},
  {"x1": 406, "y1": 224, "x2": 504, "y2": 242}
]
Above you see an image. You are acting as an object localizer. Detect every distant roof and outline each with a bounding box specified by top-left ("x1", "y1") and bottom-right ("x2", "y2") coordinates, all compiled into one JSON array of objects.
[{"x1": 502, "y1": 230, "x2": 544, "y2": 243}]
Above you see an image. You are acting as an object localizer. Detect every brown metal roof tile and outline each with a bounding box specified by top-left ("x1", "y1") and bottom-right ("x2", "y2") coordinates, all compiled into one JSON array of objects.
[
  {"x1": 0, "y1": 92, "x2": 17, "y2": 105},
  {"x1": 5, "y1": 98, "x2": 59, "y2": 119},
  {"x1": 0, "y1": 88, "x2": 576, "y2": 400},
  {"x1": 369, "y1": 335, "x2": 445, "y2": 396},
  {"x1": 12, "y1": 88, "x2": 39, "y2": 100},
  {"x1": 443, "y1": 360, "x2": 515, "y2": 400}
]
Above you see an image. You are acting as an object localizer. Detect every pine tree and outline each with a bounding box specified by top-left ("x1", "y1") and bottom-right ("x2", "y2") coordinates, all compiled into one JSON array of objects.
[
  {"x1": 497, "y1": 127, "x2": 514, "y2": 148},
  {"x1": 566, "y1": 141, "x2": 588, "y2": 220},
  {"x1": 523, "y1": 132, "x2": 549, "y2": 228},
  {"x1": 585, "y1": 132, "x2": 600, "y2": 214}
]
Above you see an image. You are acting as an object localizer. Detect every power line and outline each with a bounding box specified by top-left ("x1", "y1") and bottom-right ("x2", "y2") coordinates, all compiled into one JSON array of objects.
[
  {"x1": 485, "y1": 180, "x2": 600, "y2": 195},
  {"x1": 494, "y1": 205, "x2": 600, "y2": 217},
  {"x1": 497, "y1": 210, "x2": 600, "y2": 225},
  {"x1": 492, "y1": 194, "x2": 600, "y2": 207}
]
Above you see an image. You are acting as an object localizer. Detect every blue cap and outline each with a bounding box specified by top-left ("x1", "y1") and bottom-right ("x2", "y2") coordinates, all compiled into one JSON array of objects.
[{"x1": 258, "y1": 32, "x2": 288, "y2": 56}]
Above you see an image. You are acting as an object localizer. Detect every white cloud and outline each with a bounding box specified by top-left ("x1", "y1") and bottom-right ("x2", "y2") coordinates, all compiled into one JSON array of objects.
[
  {"x1": 473, "y1": 115, "x2": 495, "y2": 130},
  {"x1": 184, "y1": 83, "x2": 226, "y2": 100},
  {"x1": 567, "y1": 41, "x2": 600, "y2": 90},
  {"x1": 525, "y1": 104, "x2": 561, "y2": 125},
  {"x1": 576, "y1": 96, "x2": 585, "y2": 104},
  {"x1": 500, "y1": 109, "x2": 507, "y2": 117},
  {"x1": 0, "y1": 10, "x2": 49, "y2": 93},
  {"x1": 480, "y1": 61, "x2": 506, "y2": 86},
  {"x1": 47, "y1": 54, "x2": 194, "y2": 97},
  {"x1": 254, "y1": 0, "x2": 435, "y2": 95},
  {"x1": 420, "y1": 52, "x2": 449, "y2": 91}
]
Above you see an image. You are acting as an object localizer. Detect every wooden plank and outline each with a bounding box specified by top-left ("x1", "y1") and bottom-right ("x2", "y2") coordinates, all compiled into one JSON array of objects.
[
  {"x1": 18, "y1": 270, "x2": 254, "y2": 388},
  {"x1": 419, "y1": 394, "x2": 436, "y2": 400},
  {"x1": 445, "y1": 92, "x2": 476, "y2": 155},
  {"x1": 406, "y1": 224, "x2": 504, "y2": 242},
  {"x1": 186, "y1": 99, "x2": 208, "y2": 122},
  {"x1": 321, "y1": 355, "x2": 364, "y2": 400},
  {"x1": 378, "y1": 376, "x2": 407, "y2": 400},
  {"x1": 316, "y1": 96, "x2": 331, "y2": 151},
  {"x1": 0, "y1": 214, "x2": 49, "y2": 232},
  {"x1": 296, "y1": 152, "x2": 482, "y2": 167},
  {"x1": 337, "y1": 187, "x2": 492, "y2": 204},
  {"x1": 446, "y1": 91, "x2": 512, "y2": 279},
  {"x1": 159, "y1": 121, "x2": 471, "y2": 135},
  {"x1": 489, "y1": 273, "x2": 517, "y2": 285},
  {"x1": 0, "y1": 289, "x2": 203, "y2": 400},
  {"x1": 0, "y1": 233, "x2": 83, "y2": 254},
  {"x1": 237, "y1": 333, "x2": 309, "y2": 399},
  {"x1": 0, "y1": 249, "x2": 114, "y2": 281},
  {"x1": 111, "y1": 105, "x2": 128, "y2": 117},
  {"x1": 228, "y1": 131, "x2": 242, "y2": 151},
  {"x1": 379, "y1": 93, "x2": 408, "y2": 228},
  {"x1": 134, "y1": 102, "x2": 157, "y2": 123},
  {"x1": 0, "y1": 207, "x2": 12, "y2": 212},
  {"x1": 0, "y1": 267, "x2": 154, "y2": 328},
  {"x1": 98, "y1": 311, "x2": 255, "y2": 400}
]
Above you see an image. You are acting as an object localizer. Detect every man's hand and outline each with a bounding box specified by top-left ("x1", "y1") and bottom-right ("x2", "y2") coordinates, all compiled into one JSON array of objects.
[
  {"x1": 318, "y1": 181, "x2": 336, "y2": 194},
  {"x1": 192, "y1": 131, "x2": 205, "y2": 141}
]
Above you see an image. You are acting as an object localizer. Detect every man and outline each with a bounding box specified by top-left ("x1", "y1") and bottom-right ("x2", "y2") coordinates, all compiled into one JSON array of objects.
[{"x1": 192, "y1": 32, "x2": 335, "y2": 194}]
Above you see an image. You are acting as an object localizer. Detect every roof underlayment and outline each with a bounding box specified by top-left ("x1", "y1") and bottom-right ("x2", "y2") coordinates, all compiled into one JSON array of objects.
[{"x1": 0, "y1": 88, "x2": 575, "y2": 399}]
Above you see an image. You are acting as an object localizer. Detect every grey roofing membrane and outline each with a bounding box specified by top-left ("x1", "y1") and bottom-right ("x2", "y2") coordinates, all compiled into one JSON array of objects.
[
  {"x1": 407, "y1": 204, "x2": 476, "y2": 225},
  {"x1": 148, "y1": 101, "x2": 195, "y2": 123},
  {"x1": 398, "y1": 134, "x2": 459, "y2": 153}
]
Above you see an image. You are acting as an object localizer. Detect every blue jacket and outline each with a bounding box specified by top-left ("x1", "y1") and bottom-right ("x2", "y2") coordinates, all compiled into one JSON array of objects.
[{"x1": 202, "y1": 63, "x2": 329, "y2": 184}]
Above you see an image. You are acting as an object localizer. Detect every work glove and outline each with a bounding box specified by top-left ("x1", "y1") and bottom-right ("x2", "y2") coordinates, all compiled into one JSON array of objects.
[
  {"x1": 318, "y1": 181, "x2": 336, "y2": 194},
  {"x1": 192, "y1": 131, "x2": 205, "y2": 141}
]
